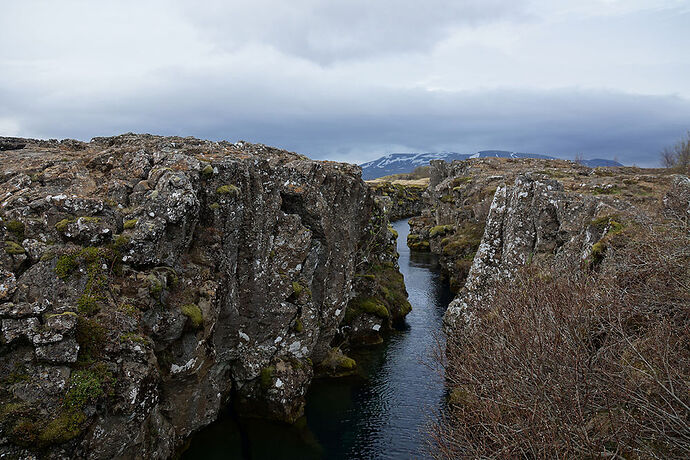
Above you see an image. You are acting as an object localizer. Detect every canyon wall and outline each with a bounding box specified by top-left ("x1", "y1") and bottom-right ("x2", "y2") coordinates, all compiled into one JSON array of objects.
[
  {"x1": 0, "y1": 134, "x2": 409, "y2": 459},
  {"x1": 406, "y1": 157, "x2": 683, "y2": 322}
]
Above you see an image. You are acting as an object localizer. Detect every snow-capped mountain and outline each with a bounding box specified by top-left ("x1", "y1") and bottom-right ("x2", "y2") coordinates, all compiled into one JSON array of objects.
[{"x1": 360, "y1": 150, "x2": 622, "y2": 180}]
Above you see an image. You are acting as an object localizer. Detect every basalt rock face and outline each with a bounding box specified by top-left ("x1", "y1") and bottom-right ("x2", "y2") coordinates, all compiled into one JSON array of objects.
[
  {"x1": 408, "y1": 158, "x2": 672, "y2": 292},
  {"x1": 407, "y1": 157, "x2": 679, "y2": 330},
  {"x1": 0, "y1": 134, "x2": 409, "y2": 459},
  {"x1": 444, "y1": 174, "x2": 606, "y2": 328},
  {"x1": 366, "y1": 180, "x2": 427, "y2": 220}
]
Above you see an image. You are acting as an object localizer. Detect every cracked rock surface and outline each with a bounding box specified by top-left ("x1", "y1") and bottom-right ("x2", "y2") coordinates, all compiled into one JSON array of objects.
[{"x1": 0, "y1": 134, "x2": 410, "y2": 459}]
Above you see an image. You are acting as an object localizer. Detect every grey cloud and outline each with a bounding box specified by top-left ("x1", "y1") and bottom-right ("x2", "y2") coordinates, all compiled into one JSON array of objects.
[
  {"x1": 176, "y1": 0, "x2": 527, "y2": 64},
  {"x1": 5, "y1": 76, "x2": 688, "y2": 167},
  {"x1": 0, "y1": 0, "x2": 687, "y2": 169}
]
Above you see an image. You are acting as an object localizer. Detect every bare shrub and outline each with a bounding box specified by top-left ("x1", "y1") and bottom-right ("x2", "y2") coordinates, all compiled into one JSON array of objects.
[
  {"x1": 410, "y1": 165, "x2": 432, "y2": 179},
  {"x1": 431, "y1": 223, "x2": 690, "y2": 459},
  {"x1": 661, "y1": 131, "x2": 690, "y2": 172}
]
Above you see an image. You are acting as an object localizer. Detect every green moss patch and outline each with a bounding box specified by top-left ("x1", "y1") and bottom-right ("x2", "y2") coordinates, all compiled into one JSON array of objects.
[
  {"x1": 38, "y1": 365, "x2": 114, "y2": 446},
  {"x1": 260, "y1": 366, "x2": 275, "y2": 389},
  {"x1": 316, "y1": 348, "x2": 358, "y2": 377},
  {"x1": 407, "y1": 233, "x2": 430, "y2": 251},
  {"x1": 586, "y1": 217, "x2": 629, "y2": 269},
  {"x1": 181, "y1": 303, "x2": 203, "y2": 328},
  {"x1": 592, "y1": 185, "x2": 621, "y2": 195},
  {"x1": 75, "y1": 317, "x2": 106, "y2": 364},
  {"x1": 201, "y1": 164, "x2": 214, "y2": 178},
  {"x1": 452, "y1": 176, "x2": 472, "y2": 187},
  {"x1": 55, "y1": 216, "x2": 101, "y2": 234},
  {"x1": 123, "y1": 218, "x2": 137, "y2": 229},
  {"x1": 216, "y1": 184, "x2": 240, "y2": 197},
  {"x1": 430, "y1": 224, "x2": 454, "y2": 238},
  {"x1": 147, "y1": 274, "x2": 163, "y2": 298},
  {"x1": 38, "y1": 410, "x2": 85, "y2": 445},
  {"x1": 4, "y1": 240, "x2": 25, "y2": 255},
  {"x1": 5, "y1": 220, "x2": 25, "y2": 241},
  {"x1": 346, "y1": 296, "x2": 389, "y2": 322},
  {"x1": 441, "y1": 223, "x2": 484, "y2": 258}
]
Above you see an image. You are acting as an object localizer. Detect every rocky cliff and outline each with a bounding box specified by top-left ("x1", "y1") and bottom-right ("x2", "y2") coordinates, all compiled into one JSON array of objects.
[
  {"x1": 366, "y1": 179, "x2": 427, "y2": 220},
  {"x1": 406, "y1": 157, "x2": 683, "y2": 329},
  {"x1": 0, "y1": 134, "x2": 410, "y2": 459},
  {"x1": 408, "y1": 157, "x2": 676, "y2": 293},
  {"x1": 422, "y1": 163, "x2": 689, "y2": 458}
]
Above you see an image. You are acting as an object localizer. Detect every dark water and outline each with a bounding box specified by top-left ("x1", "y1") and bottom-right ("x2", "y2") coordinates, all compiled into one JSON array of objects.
[{"x1": 183, "y1": 219, "x2": 453, "y2": 459}]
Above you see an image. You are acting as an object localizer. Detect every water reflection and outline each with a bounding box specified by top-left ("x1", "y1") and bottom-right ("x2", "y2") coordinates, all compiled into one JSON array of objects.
[{"x1": 183, "y1": 219, "x2": 453, "y2": 459}]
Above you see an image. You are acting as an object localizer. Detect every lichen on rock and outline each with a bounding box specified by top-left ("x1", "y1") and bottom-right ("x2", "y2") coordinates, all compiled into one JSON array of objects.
[{"x1": 0, "y1": 133, "x2": 411, "y2": 458}]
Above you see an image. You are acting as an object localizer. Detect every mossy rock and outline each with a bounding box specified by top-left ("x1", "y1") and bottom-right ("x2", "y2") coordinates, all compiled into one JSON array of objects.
[
  {"x1": 119, "y1": 333, "x2": 149, "y2": 346},
  {"x1": 441, "y1": 222, "x2": 483, "y2": 256},
  {"x1": 590, "y1": 214, "x2": 625, "y2": 235},
  {"x1": 123, "y1": 219, "x2": 138, "y2": 230},
  {"x1": 216, "y1": 184, "x2": 240, "y2": 197},
  {"x1": 452, "y1": 176, "x2": 472, "y2": 187},
  {"x1": 64, "y1": 370, "x2": 106, "y2": 411},
  {"x1": 408, "y1": 240, "x2": 430, "y2": 251},
  {"x1": 209, "y1": 202, "x2": 220, "y2": 211},
  {"x1": 292, "y1": 281, "x2": 303, "y2": 297},
  {"x1": 77, "y1": 294, "x2": 99, "y2": 316},
  {"x1": 407, "y1": 233, "x2": 430, "y2": 251},
  {"x1": 112, "y1": 234, "x2": 130, "y2": 250},
  {"x1": 260, "y1": 366, "x2": 275, "y2": 389},
  {"x1": 147, "y1": 274, "x2": 163, "y2": 298},
  {"x1": 75, "y1": 317, "x2": 106, "y2": 364},
  {"x1": 55, "y1": 253, "x2": 79, "y2": 279},
  {"x1": 55, "y1": 216, "x2": 101, "y2": 234},
  {"x1": 5, "y1": 220, "x2": 25, "y2": 241},
  {"x1": 345, "y1": 296, "x2": 389, "y2": 323},
  {"x1": 38, "y1": 410, "x2": 85, "y2": 445},
  {"x1": 4, "y1": 240, "x2": 25, "y2": 255},
  {"x1": 201, "y1": 164, "x2": 214, "y2": 178},
  {"x1": 181, "y1": 303, "x2": 203, "y2": 328},
  {"x1": 429, "y1": 224, "x2": 454, "y2": 238},
  {"x1": 316, "y1": 348, "x2": 358, "y2": 377},
  {"x1": 588, "y1": 241, "x2": 607, "y2": 266},
  {"x1": 592, "y1": 185, "x2": 621, "y2": 195}
]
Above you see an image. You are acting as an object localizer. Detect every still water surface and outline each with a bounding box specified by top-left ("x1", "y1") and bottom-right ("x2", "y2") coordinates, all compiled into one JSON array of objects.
[{"x1": 183, "y1": 219, "x2": 453, "y2": 459}]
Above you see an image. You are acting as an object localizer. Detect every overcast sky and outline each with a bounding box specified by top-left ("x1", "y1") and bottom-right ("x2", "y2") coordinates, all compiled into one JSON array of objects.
[{"x1": 1, "y1": 0, "x2": 689, "y2": 166}]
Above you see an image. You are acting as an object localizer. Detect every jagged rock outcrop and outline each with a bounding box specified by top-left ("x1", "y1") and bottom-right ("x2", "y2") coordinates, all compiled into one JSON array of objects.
[
  {"x1": 444, "y1": 174, "x2": 611, "y2": 327},
  {"x1": 409, "y1": 157, "x2": 675, "y2": 293},
  {"x1": 366, "y1": 179, "x2": 427, "y2": 220},
  {"x1": 0, "y1": 134, "x2": 410, "y2": 459},
  {"x1": 407, "y1": 157, "x2": 680, "y2": 330}
]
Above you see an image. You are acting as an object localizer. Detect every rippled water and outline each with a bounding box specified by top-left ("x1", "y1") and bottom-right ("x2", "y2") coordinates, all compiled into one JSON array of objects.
[{"x1": 183, "y1": 219, "x2": 453, "y2": 459}]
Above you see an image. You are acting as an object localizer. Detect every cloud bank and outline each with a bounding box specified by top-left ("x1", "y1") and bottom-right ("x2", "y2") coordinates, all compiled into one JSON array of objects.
[{"x1": 1, "y1": 0, "x2": 689, "y2": 166}]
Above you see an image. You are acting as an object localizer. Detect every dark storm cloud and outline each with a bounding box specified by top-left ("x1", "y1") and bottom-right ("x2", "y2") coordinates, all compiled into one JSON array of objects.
[{"x1": 5, "y1": 78, "x2": 688, "y2": 167}]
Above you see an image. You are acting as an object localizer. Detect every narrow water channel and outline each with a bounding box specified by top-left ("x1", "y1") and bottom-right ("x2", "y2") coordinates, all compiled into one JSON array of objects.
[{"x1": 183, "y1": 218, "x2": 454, "y2": 459}]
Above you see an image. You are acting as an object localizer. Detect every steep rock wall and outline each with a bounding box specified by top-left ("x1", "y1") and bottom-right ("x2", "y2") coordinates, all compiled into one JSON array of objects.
[
  {"x1": 0, "y1": 134, "x2": 410, "y2": 459},
  {"x1": 366, "y1": 180, "x2": 427, "y2": 220},
  {"x1": 408, "y1": 158, "x2": 674, "y2": 294}
]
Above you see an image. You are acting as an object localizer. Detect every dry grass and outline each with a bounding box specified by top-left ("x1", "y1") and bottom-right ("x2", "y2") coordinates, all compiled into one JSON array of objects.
[{"x1": 430, "y1": 222, "x2": 690, "y2": 459}]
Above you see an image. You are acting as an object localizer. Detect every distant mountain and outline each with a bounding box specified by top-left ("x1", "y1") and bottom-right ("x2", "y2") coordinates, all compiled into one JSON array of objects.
[{"x1": 360, "y1": 151, "x2": 622, "y2": 180}]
